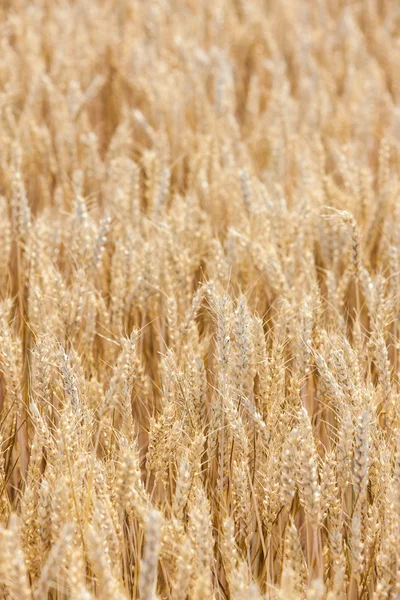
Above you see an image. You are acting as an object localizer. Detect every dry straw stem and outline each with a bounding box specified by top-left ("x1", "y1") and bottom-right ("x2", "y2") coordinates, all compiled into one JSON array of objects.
[{"x1": 0, "y1": 0, "x2": 400, "y2": 598}]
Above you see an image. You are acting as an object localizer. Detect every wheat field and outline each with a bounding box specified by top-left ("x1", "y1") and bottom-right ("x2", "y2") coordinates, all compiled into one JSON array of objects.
[{"x1": 0, "y1": 0, "x2": 400, "y2": 598}]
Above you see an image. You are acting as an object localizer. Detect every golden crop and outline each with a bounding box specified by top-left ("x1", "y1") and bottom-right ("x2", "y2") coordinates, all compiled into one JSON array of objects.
[{"x1": 0, "y1": 0, "x2": 398, "y2": 598}]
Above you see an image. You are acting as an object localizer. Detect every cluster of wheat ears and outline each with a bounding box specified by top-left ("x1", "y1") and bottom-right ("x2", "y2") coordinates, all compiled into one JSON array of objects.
[{"x1": 1, "y1": 0, "x2": 400, "y2": 598}]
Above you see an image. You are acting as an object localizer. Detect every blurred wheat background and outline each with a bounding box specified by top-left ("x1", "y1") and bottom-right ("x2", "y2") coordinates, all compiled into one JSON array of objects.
[{"x1": 0, "y1": 0, "x2": 399, "y2": 598}]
